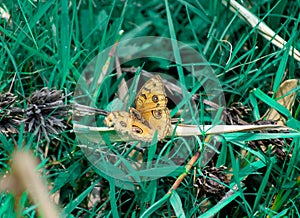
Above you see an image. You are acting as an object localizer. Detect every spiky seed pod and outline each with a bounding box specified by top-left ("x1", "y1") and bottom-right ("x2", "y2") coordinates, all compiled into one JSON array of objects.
[
  {"x1": 0, "y1": 92, "x2": 17, "y2": 108},
  {"x1": 0, "y1": 93, "x2": 23, "y2": 135},
  {"x1": 24, "y1": 88, "x2": 70, "y2": 142},
  {"x1": 247, "y1": 138, "x2": 293, "y2": 161},
  {"x1": 223, "y1": 102, "x2": 252, "y2": 125},
  {"x1": 195, "y1": 166, "x2": 229, "y2": 195},
  {"x1": 248, "y1": 120, "x2": 293, "y2": 161}
]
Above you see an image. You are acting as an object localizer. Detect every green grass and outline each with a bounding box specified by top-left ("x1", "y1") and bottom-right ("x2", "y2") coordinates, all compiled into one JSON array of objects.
[{"x1": 0, "y1": 0, "x2": 299, "y2": 217}]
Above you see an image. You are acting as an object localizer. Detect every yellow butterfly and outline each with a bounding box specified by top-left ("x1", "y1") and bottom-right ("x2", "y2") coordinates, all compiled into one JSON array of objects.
[{"x1": 104, "y1": 75, "x2": 171, "y2": 142}]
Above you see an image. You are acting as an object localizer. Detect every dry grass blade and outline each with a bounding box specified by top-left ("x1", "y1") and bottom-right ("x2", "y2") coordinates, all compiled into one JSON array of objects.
[
  {"x1": 115, "y1": 55, "x2": 129, "y2": 106},
  {"x1": 96, "y1": 30, "x2": 124, "y2": 87},
  {"x1": 222, "y1": 0, "x2": 300, "y2": 62},
  {"x1": 172, "y1": 124, "x2": 291, "y2": 136},
  {"x1": 73, "y1": 123, "x2": 291, "y2": 143},
  {"x1": 72, "y1": 103, "x2": 108, "y2": 116},
  {"x1": 0, "y1": 151, "x2": 59, "y2": 218}
]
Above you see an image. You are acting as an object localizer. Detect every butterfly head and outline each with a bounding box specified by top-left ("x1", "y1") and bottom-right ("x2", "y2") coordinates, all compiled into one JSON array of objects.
[{"x1": 103, "y1": 112, "x2": 116, "y2": 127}]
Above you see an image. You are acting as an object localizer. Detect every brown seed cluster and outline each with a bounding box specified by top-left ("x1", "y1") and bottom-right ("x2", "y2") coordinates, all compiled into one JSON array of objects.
[
  {"x1": 0, "y1": 93, "x2": 23, "y2": 135},
  {"x1": 194, "y1": 166, "x2": 229, "y2": 196},
  {"x1": 223, "y1": 103, "x2": 293, "y2": 161}
]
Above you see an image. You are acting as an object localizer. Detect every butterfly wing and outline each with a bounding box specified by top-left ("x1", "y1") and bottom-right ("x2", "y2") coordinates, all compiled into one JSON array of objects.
[
  {"x1": 138, "y1": 108, "x2": 171, "y2": 141},
  {"x1": 135, "y1": 75, "x2": 168, "y2": 112},
  {"x1": 104, "y1": 110, "x2": 154, "y2": 142},
  {"x1": 134, "y1": 75, "x2": 171, "y2": 140},
  {"x1": 104, "y1": 75, "x2": 171, "y2": 142}
]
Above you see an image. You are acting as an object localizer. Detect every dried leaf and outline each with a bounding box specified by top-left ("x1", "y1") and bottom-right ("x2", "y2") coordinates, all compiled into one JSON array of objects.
[{"x1": 265, "y1": 79, "x2": 298, "y2": 125}]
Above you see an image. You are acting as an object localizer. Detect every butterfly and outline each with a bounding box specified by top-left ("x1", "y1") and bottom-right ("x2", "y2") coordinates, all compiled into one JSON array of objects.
[{"x1": 104, "y1": 75, "x2": 171, "y2": 142}]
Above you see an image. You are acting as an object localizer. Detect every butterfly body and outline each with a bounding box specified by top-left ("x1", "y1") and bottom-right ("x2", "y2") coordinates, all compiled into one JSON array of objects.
[{"x1": 104, "y1": 75, "x2": 171, "y2": 142}]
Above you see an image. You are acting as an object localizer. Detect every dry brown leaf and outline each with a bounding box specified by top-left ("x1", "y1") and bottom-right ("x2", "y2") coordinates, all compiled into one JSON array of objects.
[{"x1": 265, "y1": 79, "x2": 298, "y2": 125}]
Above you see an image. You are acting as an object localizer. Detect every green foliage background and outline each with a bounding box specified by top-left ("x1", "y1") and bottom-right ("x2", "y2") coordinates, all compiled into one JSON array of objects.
[{"x1": 0, "y1": 0, "x2": 299, "y2": 217}]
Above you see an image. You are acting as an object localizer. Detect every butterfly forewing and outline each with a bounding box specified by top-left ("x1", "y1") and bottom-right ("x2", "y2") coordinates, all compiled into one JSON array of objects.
[{"x1": 135, "y1": 75, "x2": 168, "y2": 112}]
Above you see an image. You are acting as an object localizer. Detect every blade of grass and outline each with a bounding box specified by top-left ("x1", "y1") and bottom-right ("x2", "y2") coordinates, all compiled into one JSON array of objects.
[
  {"x1": 252, "y1": 88, "x2": 300, "y2": 130},
  {"x1": 252, "y1": 159, "x2": 274, "y2": 214},
  {"x1": 140, "y1": 194, "x2": 170, "y2": 218},
  {"x1": 108, "y1": 178, "x2": 119, "y2": 218},
  {"x1": 170, "y1": 190, "x2": 185, "y2": 218},
  {"x1": 228, "y1": 143, "x2": 252, "y2": 215},
  {"x1": 201, "y1": 188, "x2": 241, "y2": 217},
  {"x1": 17, "y1": 0, "x2": 38, "y2": 49},
  {"x1": 63, "y1": 179, "x2": 100, "y2": 215},
  {"x1": 273, "y1": 43, "x2": 290, "y2": 93},
  {"x1": 164, "y1": 0, "x2": 185, "y2": 86},
  {"x1": 59, "y1": 0, "x2": 70, "y2": 88}
]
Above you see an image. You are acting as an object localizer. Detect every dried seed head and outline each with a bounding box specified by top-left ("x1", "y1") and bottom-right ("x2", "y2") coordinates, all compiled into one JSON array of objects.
[
  {"x1": 247, "y1": 138, "x2": 292, "y2": 161},
  {"x1": 248, "y1": 120, "x2": 292, "y2": 161},
  {"x1": 24, "y1": 88, "x2": 70, "y2": 142},
  {"x1": 223, "y1": 102, "x2": 252, "y2": 125},
  {"x1": 0, "y1": 93, "x2": 23, "y2": 135},
  {"x1": 195, "y1": 166, "x2": 229, "y2": 196},
  {"x1": 0, "y1": 93, "x2": 17, "y2": 108}
]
